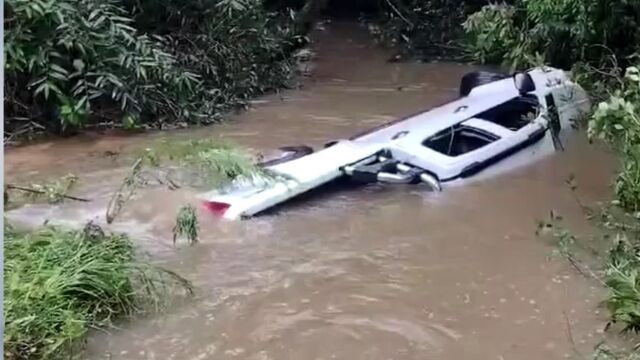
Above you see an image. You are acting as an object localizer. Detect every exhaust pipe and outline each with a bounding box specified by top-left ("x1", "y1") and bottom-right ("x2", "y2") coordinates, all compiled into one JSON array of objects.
[
  {"x1": 377, "y1": 171, "x2": 414, "y2": 184},
  {"x1": 420, "y1": 173, "x2": 442, "y2": 191},
  {"x1": 397, "y1": 163, "x2": 442, "y2": 191}
]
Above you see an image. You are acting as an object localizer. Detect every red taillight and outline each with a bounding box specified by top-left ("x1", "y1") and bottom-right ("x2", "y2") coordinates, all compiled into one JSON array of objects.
[{"x1": 203, "y1": 201, "x2": 231, "y2": 217}]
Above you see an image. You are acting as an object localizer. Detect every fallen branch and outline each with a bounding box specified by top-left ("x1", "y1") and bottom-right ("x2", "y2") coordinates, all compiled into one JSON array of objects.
[
  {"x1": 562, "y1": 310, "x2": 585, "y2": 359},
  {"x1": 106, "y1": 158, "x2": 144, "y2": 224},
  {"x1": 384, "y1": 0, "x2": 414, "y2": 28},
  {"x1": 6, "y1": 184, "x2": 91, "y2": 202}
]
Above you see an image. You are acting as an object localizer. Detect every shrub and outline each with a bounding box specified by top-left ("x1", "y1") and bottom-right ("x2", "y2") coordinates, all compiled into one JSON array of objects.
[
  {"x1": 5, "y1": 0, "x2": 199, "y2": 135},
  {"x1": 4, "y1": 222, "x2": 193, "y2": 359},
  {"x1": 4, "y1": 0, "x2": 302, "y2": 140},
  {"x1": 589, "y1": 65, "x2": 640, "y2": 212},
  {"x1": 371, "y1": 0, "x2": 487, "y2": 59},
  {"x1": 463, "y1": 0, "x2": 640, "y2": 70}
]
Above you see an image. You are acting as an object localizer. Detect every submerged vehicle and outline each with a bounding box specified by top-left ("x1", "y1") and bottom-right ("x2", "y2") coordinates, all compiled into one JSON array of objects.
[{"x1": 201, "y1": 67, "x2": 590, "y2": 220}]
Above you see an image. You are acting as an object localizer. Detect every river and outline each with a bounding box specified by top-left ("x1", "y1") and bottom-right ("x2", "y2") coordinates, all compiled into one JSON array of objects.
[{"x1": 5, "y1": 21, "x2": 623, "y2": 359}]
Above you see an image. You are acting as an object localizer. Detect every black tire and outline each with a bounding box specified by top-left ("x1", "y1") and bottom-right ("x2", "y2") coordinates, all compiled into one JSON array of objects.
[
  {"x1": 459, "y1": 71, "x2": 510, "y2": 97},
  {"x1": 258, "y1": 145, "x2": 313, "y2": 167}
]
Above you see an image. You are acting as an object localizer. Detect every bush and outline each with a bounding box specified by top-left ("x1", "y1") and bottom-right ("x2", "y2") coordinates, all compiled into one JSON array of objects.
[
  {"x1": 3, "y1": 222, "x2": 193, "y2": 359},
  {"x1": 4, "y1": 0, "x2": 302, "y2": 140},
  {"x1": 605, "y1": 236, "x2": 640, "y2": 333},
  {"x1": 463, "y1": 0, "x2": 640, "y2": 70},
  {"x1": 371, "y1": 0, "x2": 487, "y2": 59},
  {"x1": 589, "y1": 65, "x2": 640, "y2": 212}
]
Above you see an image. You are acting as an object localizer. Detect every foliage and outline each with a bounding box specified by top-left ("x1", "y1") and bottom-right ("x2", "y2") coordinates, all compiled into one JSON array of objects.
[
  {"x1": 4, "y1": 222, "x2": 193, "y2": 359},
  {"x1": 462, "y1": 3, "x2": 535, "y2": 69},
  {"x1": 606, "y1": 235, "x2": 640, "y2": 333},
  {"x1": 106, "y1": 139, "x2": 268, "y2": 223},
  {"x1": 5, "y1": 0, "x2": 199, "y2": 136},
  {"x1": 145, "y1": 139, "x2": 270, "y2": 186},
  {"x1": 4, "y1": 0, "x2": 302, "y2": 141},
  {"x1": 173, "y1": 205, "x2": 199, "y2": 246},
  {"x1": 589, "y1": 65, "x2": 640, "y2": 212},
  {"x1": 370, "y1": 0, "x2": 485, "y2": 59},
  {"x1": 593, "y1": 344, "x2": 640, "y2": 360},
  {"x1": 463, "y1": 0, "x2": 640, "y2": 71}
]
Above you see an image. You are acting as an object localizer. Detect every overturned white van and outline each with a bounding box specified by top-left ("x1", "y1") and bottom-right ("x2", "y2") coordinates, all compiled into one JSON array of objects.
[{"x1": 200, "y1": 67, "x2": 591, "y2": 220}]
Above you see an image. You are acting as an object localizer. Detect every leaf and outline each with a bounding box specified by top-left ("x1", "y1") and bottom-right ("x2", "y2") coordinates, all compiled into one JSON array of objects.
[{"x1": 72, "y1": 59, "x2": 85, "y2": 72}]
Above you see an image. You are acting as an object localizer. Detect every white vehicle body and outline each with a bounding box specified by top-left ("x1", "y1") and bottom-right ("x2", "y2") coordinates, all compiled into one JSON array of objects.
[{"x1": 201, "y1": 67, "x2": 590, "y2": 220}]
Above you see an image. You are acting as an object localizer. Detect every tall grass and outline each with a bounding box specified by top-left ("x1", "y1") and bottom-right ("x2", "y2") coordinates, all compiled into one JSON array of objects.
[
  {"x1": 4, "y1": 222, "x2": 193, "y2": 359},
  {"x1": 144, "y1": 139, "x2": 272, "y2": 187}
]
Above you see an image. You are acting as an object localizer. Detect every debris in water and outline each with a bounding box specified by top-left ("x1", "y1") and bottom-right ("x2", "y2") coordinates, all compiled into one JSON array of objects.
[{"x1": 173, "y1": 205, "x2": 199, "y2": 246}]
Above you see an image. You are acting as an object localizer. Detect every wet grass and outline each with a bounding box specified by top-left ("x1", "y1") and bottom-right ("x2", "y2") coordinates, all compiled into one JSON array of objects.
[
  {"x1": 4, "y1": 222, "x2": 193, "y2": 360},
  {"x1": 144, "y1": 138, "x2": 269, "y2": 186},
  {"x1": 173, "y1": 205, "x2": 199, "y2": 246},
  {"x1": 593, "y1": 344, "x2": 640, "y2": 360}
]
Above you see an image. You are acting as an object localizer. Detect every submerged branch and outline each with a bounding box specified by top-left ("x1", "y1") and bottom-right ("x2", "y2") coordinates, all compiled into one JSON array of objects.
[{"x1": 6, "y1": 184, "x2": 91, "y2": 202}]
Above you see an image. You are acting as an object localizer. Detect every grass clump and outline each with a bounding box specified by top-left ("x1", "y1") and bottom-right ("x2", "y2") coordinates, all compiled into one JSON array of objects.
[
  {"x1": 606, "y1": 237, "x2": 640, "y2": 333},
  {"x1": 173, "y1": 205, "x2": 199, "y2": 246},
  {"x1": 4, "y1": 221, "x2": 193, "y2": 360},
  {"x1": 593, "y1": 344, "x2": 640, "y2": 360},
  {"x1": 106, "y1": 139, "x2": 275, "y2": 224},
  {"x1": 144, "y1": 139, "x2": 273, "y2": 187}
]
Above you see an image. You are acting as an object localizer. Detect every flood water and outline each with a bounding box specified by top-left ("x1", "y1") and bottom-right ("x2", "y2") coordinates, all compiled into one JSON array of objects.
[{"x1": 5, "y1": 22, "x2": 625, "y2": 359}]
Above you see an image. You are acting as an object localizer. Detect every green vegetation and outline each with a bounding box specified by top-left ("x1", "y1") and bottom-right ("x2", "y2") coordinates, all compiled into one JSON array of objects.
[
  {"x1": 105, "y1": 139, "x2": 268, "y2": 223},
  {"x1": 4, "y1": 0, "x2": 305, "y2": 141},
  {"x1": 4, "y1": 222, "x2": 193, "y2": 359},
  {"x1": 589, "y1": 66, "x2": 640, "y2": 212},
  {"x1": 173, "y1": 205, "x2": 199, "y2": 246},
  {"x1": 463, "y1": 0, "x2": 640, "y2": 71},
  {"x1": 594, "y1": 344, "x2": 640, "y2": 360},
  {"x1": 145, "y1": 139, "x2": 268, "y2": 185},
  {"x1": 368, "y1": 0, "x2": 484, "y2": 60}
]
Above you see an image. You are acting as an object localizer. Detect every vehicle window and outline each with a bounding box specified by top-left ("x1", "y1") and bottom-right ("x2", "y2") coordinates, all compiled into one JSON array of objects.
[
  {"x1": 474, "y1": 94, "x2": 540, "y2": 131},
  {"x1": 423, "y1": 125, "x2": 499, "y2": 157}
]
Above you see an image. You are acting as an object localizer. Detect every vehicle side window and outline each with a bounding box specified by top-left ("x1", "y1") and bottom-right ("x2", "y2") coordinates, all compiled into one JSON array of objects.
[
  {"x1": 423, "y1": 125, "x2": 499, "y2": 157},
  {"x1": 474, "y1": 94, "x2": 540, "y2": 131}
]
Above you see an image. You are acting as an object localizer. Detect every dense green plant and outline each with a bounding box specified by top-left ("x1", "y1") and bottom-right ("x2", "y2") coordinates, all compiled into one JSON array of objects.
[
  {"x1": 173, "y1": 205, "x2": 199, "y2": 246},
  {"x1": 606, "y1": 236, "x2": 640, "y2": 333},
  {"x1": 462, "y1": 3, "x2": 535, "y2": 69},
  {"x1": 146, "y1": 139, "x2": 270, "y2": 186},
  {"x1": 463, "y1": 0, "x2": 640, "y2": 70},
  {"x1": 5, "y1": 0, "x2": 199, "y2": 136},
  {"x1": 370, "y1": 0, "x2": 487, "y2": 59},
  {"x1": 589, "y1": 65, "x2": 640, "y2": 212},
  {"x1": 4, "y1": 222, "x2": 193, "y2": 359},
  {"x1": 4, "y1": 0, "x2": 302, "y2": 141}
]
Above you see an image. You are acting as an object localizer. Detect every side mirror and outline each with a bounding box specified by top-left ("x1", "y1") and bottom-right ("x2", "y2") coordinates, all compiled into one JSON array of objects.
[{"x1": 514, "y1": 72, "x2": 536, "y2": 94}]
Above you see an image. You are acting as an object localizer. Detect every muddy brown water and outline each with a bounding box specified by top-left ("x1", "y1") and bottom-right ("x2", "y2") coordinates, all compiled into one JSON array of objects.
[{"x1": 4, "y1": 22, "x2": 629, "y2": 359}]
